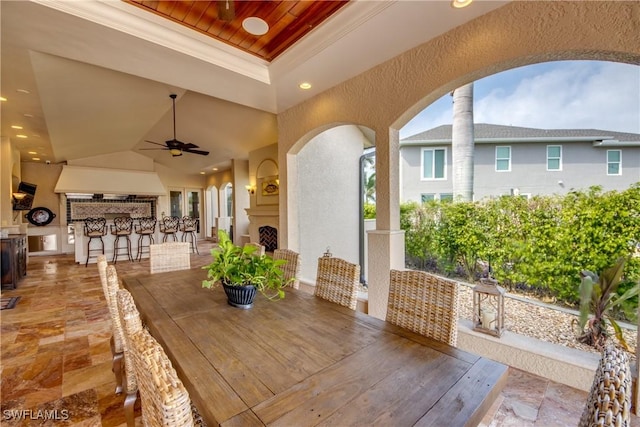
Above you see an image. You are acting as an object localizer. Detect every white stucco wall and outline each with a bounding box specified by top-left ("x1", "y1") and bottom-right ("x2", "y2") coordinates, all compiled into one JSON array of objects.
[
  {"x1": 296, "y1": 125, "x2": 367, "y2": 283},
  {"x1": 277, "y1": 1, "x2": 640, "y2": 319}
]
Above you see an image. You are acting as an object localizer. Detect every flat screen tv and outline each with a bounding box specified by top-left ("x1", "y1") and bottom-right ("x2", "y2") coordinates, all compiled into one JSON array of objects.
[{"x1": 12, "y1": 182, "x2": 37, "y2": 211}]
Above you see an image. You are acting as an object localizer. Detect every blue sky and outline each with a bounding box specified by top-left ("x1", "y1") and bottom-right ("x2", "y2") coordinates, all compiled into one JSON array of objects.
[{"x1": 400, "y1": 61, "x2": 640, "y2": 138}]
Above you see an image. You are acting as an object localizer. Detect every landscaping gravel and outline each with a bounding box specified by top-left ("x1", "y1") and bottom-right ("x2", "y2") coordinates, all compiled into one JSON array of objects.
[{"x1": 457, "y1": 284, "x2": 638, "y2": 357}]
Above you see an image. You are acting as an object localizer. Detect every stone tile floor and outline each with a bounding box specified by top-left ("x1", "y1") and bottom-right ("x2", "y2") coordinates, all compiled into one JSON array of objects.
[{"x1": 0, "y1": 240, "x2": 626, "y2": 426}]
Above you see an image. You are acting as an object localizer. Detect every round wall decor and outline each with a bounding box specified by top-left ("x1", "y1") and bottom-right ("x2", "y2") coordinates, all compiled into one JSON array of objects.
[{"x1": 25, "y1": 207, "x2": 56, "y2": 226}]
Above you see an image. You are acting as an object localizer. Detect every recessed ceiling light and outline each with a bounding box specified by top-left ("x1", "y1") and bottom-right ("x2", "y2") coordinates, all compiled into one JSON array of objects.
[
  {"x1": 0, "y1": 97, "x2": 7, "y2": 102},
  {"x1": 11, "y1": 125, "x2": 23, "y2": 129},
  {"x1": 212, "y1": 167, "x2": 218, "y2": 171},
  {"x1": 299, "y1": 82, "x2": 312, "y2": 90},
  {"x1": 16, "y1": 89, "x2": 31, "y2": 94},
  {"x1": 16, "y1": 134, "x2": 28, "y2": 139},
  {"x1": 242, "y1": 17, "x2": 269, "y2": 36},
  {"x1": 32, "y1": 157, "x2": 40, "y2": 161},
  {"x1": 24, "y1": 113, "x2": 34, "y2": 118},
  {"x1": 451, "y1": 0, "x2": 473, "y2": 8},
  {"x1": 28, "y1": 151, "x2": 37, "y2": 155}
]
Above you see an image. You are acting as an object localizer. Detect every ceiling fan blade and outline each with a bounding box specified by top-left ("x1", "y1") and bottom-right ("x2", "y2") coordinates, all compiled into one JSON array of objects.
[
  {"x1": 183, "y1": 149, "x2": 210, "y2": 156},
  {"x1": 139, "y1": 147, "x2": 169, "y2": 151},
  {"x1": 179, "y1": 142, "x2": 199, "y2": 149},
  {"x1": 144, "y1": 140, "x2": 167, "y2": 147}
]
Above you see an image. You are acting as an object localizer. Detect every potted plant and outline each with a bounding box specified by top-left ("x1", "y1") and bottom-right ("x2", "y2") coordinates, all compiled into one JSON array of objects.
[{"x1": 202, "y1": 230, "x2": 287, "y2": 308}]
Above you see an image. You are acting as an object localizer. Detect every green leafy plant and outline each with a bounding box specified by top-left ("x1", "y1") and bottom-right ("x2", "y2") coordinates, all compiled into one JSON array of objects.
[
  {"x1": 575, "y1": 257, "x2": 639, "y2": 350},
  {"x1": 202, "y1": 230, "x2": 287, "y2": 300}
]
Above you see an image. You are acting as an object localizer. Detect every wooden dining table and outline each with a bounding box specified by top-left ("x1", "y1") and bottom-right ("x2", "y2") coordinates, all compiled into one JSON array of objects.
[{"x1": 122, "y1": 268, "x2": 508, "y2": 427}]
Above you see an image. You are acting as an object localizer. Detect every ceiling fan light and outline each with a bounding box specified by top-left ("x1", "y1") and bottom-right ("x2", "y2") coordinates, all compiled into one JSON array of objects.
[
  {"x1": 170, "y1": 148, "x2": 182, "y2": 156},
  {"x1": 452, "y1": 0, "x2": 473, "y2": 8}
]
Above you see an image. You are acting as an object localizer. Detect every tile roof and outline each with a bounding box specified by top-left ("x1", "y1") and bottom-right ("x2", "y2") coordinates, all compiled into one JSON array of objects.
[{"x1": 402, "y1": 123, "x2": 640, "y2": 144}]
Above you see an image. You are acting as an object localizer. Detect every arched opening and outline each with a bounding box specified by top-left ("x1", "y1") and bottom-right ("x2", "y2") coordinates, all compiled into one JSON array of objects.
[{"x1": 292, "y1": 124, "x2": 375, "y2": 285}]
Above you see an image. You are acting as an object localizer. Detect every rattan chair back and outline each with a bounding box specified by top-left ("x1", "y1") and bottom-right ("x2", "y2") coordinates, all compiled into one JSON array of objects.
[
  {"x1": 273, "y1": 249, "x2": 301, "y2": 289},
  {"x1": 115, "y1": 288, "x2": 140, "y2": 396},
  {"x1": 129, "y1": 327, "x2": 195, "y2": 427},
  {"x1": 314, "y1": 256, "x2": 360, "y2": 310},
  {"x1": 97, "y1": 254, "x2": 110, "y2": 303},
  {"x1": 387, "y1": 270, "x2": 460, "y2": 346},
  {"x1": 149, "y1": 242, "x2": 191, "y2": 274},
  {"x1": 106, "y1": 266, "x2": 137, "y2": 395},
  {"x1": 244, "y1": 242, "x2": 266, "y2": 256},
  {"x1": 579, "y1": 344, "x2": 632, "y2": 427}
]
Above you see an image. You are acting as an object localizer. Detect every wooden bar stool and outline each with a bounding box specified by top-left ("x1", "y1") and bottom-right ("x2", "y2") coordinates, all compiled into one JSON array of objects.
[
  {"x1": 83, "y1": 217, "x2": 107, "y2": 267},
  {"x1": 180, "y1": 216, "x2": 199, "y2": 254},
  {"x1": 159, "y1": 216, "x2": 180, "y2": 242},
  {"x1": 110, "y1": 217, "x2": 134, "y2": 263},
  {"x1": 134, "y1": 217, "x2": 156, "y2": 261}
]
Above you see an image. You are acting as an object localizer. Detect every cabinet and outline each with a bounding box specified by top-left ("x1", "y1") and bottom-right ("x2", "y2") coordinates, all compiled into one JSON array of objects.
[{"x1": 1, "y1": 234, "x2": 27, "y2": 289}]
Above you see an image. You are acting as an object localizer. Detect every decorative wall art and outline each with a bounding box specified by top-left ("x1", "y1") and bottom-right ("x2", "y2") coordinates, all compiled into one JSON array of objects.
[{"x1": 257, "y1": 177, "x2": 279, "y2": 206}]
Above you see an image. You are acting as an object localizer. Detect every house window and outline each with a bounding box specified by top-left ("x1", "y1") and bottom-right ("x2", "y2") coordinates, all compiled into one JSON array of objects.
[
  {"x1": 440, "y1": 193, "x2": 454, "y2": 202},
  {"x1": 495, "y1": 146, "x2": 511, "y2": 171},
  {"x1": 421, "y1": 193, "x2": 435, "y2": 203},
  {"x1": 607, "y1": 150, "x2": 621, "y2": 175},
  {"x1": 547, "y1": 145, "x2": 562, "y2": 171},
  {"x1": 421, "y1": 148, "x2": 446, "y2": 180}
]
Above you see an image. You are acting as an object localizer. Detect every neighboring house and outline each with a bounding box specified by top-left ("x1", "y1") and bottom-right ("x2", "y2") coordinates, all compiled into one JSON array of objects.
[{"x1": 400, "y1": 123, "x2": 640, "y2": 202}]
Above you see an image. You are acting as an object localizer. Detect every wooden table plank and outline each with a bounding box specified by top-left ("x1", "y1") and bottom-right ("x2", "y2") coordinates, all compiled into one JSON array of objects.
[
  {"x1": 121, "y1": 269, "x2": 508, "y2": 427},
  {"x1": 415, "y1": 357, "x2": 509, "y2": 427},
  {"x1": 317, "y1": 349, "x2": 470, "y2": 426},
  {"x1": 252, "y1": 335, "x2": 451, "y2": 426}
]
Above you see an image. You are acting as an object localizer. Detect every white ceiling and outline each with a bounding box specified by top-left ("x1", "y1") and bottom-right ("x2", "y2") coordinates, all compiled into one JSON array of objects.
[{"x1": 1, "y1": 0, "x2": 507, "y2": 174}]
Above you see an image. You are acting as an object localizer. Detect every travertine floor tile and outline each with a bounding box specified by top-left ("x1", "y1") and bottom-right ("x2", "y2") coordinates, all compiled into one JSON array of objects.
[{"x1": 2, "y1": 242, "x2": 618, "y2": 426}]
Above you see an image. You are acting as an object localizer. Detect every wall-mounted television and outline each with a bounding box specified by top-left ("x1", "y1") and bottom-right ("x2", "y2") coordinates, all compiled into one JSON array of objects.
[{"x1": 12, "y1": 182, "x2": 37, "y2": 211}]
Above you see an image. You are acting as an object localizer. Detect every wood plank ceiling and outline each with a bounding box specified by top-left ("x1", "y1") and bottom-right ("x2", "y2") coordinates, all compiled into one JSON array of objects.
[{"x1": 123, "y1": 0, "x2": 350, "y2": 62}]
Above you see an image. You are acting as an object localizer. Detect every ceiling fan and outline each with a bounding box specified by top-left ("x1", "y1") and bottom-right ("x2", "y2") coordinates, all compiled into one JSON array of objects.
[{"x1": 141, "y1": 94, "x2": 210, "y2": 157}]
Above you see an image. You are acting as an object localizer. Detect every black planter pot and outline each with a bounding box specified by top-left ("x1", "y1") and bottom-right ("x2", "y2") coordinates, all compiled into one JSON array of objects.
[{"x1": 222, "y1": 283, "x2": 257, "y2": 309}]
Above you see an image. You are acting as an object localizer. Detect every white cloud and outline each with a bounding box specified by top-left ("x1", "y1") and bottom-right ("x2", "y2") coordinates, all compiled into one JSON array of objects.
[
  {"x1": 474, "y1": 62, "x2": 640, "y2": 133},
  {"x1": 401, "y1": 61, "x2": 640, "y2": 138}
]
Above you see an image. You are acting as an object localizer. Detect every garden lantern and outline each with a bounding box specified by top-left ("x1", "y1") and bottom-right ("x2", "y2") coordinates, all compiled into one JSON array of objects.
[{"x1": 472, "y1": 277, "x2": 505, "y2": 337}]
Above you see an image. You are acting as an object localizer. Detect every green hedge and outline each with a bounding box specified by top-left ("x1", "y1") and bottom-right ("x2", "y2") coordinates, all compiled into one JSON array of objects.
[{"x1": 400, "y1": 184, "x2": 640, "y2": 306}]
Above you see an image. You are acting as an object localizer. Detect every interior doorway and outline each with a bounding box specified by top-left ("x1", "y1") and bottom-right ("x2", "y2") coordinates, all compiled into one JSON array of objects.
[{"x1": 169, "y1": 188, "x2": 203, "y2": 237}]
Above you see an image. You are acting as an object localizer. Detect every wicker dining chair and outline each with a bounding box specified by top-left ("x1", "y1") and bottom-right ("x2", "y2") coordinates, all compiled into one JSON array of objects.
[
  {"x1": 244, "y1": 242, "x2": 266, "y2": 256},
  {"x1": 97, "y1": 255, "x2": 124, "y2": 394},
  {"x1": 387, "y1": 269, "x2": 460, "y2": 346},
  {"x1": 578, "y1": 344, "x2": 632, "y2": 427},
  {"x1": 106, "y1": 266, "x2": 138, "y2": 426},
  {"x1": 117, "y1": 288, "x2": 206, "y2": 427},
  {"x1": 273, "y1": 249, "x2": 301, "y2": 289},
  {"x1": 314, "y1": 256, "x2": 360, "y2": 310},
  {"x1": 149, "y1": 242, "x2": 191, "y2": 274}
]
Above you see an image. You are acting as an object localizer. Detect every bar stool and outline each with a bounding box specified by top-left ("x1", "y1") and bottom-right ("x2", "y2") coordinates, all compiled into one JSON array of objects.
[
  {"x1": 110, "y1": 217, "x2": 134, "y2": 263},
  {"x1": 159, "y1": 216, "x2": 180, "y2": 242},
  {"x1": 135, "y1": 217, "x2": 156, "y2": 261},
  {"x1": 180, "y1": 216, "x2": 199, "y2": 254},
  {"x1": 84, "y1": 217, "x2": 107, "y2": 267}
]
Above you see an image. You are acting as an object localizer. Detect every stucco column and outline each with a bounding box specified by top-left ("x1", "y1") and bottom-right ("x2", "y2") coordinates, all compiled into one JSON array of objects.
[
  {"x1": 1, "y1": 137, "x2": 17, "y2": 227},
  {"x1": 367, "y1": 129, "x2": 405, "y2": 320}
]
